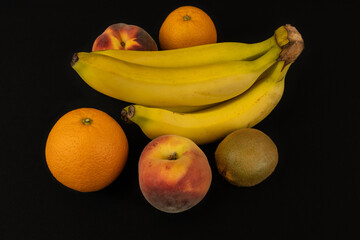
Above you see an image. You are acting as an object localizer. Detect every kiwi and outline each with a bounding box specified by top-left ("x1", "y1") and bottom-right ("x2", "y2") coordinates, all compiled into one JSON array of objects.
[{"x1": 215, "y1": 128, "x2": 278, "y2": 187}]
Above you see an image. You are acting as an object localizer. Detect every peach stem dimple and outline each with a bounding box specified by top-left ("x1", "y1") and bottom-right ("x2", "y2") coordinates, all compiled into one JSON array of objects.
[{"x1": 168, "y1": 152, "x2": 177, "y2": 160}]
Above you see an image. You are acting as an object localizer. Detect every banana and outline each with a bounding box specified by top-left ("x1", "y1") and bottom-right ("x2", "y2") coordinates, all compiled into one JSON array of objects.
[
  {"x1": 160, "y1": 103, "x2": 217, "y2": 113},
  {"x1": 71, "y1": 38, "x2": 283, "y2": 107},
  {"x1": 119, "y1": 24, "x2": 304, "y2": 145},
  {"x1": 91, "y1": 35, "x2": 277, "y2": 67},
  {"x1": 121, "y1": 61, "x2": 291, "y2": 145}
]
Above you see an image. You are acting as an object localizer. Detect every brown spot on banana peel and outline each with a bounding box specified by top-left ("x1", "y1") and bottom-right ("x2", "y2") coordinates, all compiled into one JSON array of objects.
[
  {"x1": 277, "y1": 76, "x2": 285, "y2": 83},
  {"x1": 277, "y1": 24, "x2": 304, "y2": 68}
]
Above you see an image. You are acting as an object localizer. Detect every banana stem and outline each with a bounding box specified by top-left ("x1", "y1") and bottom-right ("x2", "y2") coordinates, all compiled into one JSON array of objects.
[{"x1": 278, "y1": 24, "x2": 304, "y2": 66}]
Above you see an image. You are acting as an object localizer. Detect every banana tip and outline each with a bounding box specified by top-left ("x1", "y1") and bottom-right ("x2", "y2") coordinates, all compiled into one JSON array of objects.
[
  {"x1": 70, "y1": 53, "x2": 79, "y2": 67},
  {"x1": 121, "y1": 105, "x2": 135, "y2": 124}
]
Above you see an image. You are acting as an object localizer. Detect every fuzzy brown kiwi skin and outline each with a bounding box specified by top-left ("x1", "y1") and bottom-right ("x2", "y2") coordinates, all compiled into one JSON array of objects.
[{"x1": 215, "y1": 128, "x2": 278, "y2": 187}]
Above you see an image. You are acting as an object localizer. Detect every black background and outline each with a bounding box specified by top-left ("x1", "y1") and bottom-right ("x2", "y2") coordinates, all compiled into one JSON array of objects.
[{"x1": 1, "y1": 1, "x2": 358, "y2": 239}]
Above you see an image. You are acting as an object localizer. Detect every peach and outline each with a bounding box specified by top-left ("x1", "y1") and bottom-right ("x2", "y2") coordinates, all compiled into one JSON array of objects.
[
  {"x1": 138, "y1": 135, "x2": 212, "y2": 213},
  {"x1": 92, "y1": 23, "x2": 158, "y2": 51}
]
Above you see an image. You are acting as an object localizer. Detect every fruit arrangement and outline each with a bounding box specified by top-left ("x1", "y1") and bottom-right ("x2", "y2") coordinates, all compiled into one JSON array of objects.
[{"x1": 45, "y1": 6, "x2": 304, "y2": 213}]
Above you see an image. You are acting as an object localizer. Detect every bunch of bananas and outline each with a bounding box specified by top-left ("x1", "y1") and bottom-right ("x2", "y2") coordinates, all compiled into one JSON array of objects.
[{"x1": 71, "y1": 24, "x2": 304, "y2": 145}]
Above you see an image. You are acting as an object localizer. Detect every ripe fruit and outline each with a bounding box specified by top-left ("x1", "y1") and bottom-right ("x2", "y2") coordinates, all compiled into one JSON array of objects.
[
  {"x1": 72, "y1": 25, "x2": 304, "y2": 110},
  {"x1": 92, "y1": 23, "x2": 158, "y2": 51},
  {"x1": 215, "y1": 128, "x2": 278, "y2": 187},
  {"x1": 71, "y1": 39, "x2": 282, "y2": 108},
  {"x1": 159, "y1": 6, "x2": 217, "y2": 50},
  {"x1": 45, "y1": 108, "x2": 128, "y2": 192},
  {"x1": 121, "y1": 60, "x2": 291, "y2": 145},
  {"x1": 138, "y1": 135, "x2": 212, "y2": 213}
]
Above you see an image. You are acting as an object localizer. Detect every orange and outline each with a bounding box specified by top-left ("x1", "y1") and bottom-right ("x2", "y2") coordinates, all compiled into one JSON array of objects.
[
  {"x1": 45, "y1": 108, "x2": 128, "y2": 192},
  {"x1": 159, "y1": 6, "x2": 217, "y2": 50}
]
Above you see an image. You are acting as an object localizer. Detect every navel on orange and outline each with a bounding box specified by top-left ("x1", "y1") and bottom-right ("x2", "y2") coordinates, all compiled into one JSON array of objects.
[
  {"x1": 45, "y1": 108, "x2": 128, "y2": 192},
  {"x1": 159, "y1": 6, "x2": 217, "y2": 50}
]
